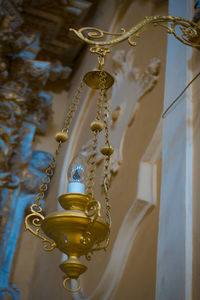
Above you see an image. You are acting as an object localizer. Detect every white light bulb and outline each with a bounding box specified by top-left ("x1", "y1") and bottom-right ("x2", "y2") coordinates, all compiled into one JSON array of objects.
[{"x1": 67, "y1": 154, "x2": 86, "y2": 194}]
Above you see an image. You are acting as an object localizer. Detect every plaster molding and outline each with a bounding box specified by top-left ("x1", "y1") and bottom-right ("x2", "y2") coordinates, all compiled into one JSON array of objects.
[{"x1": 0, "y1": 13, "x2": 65, "y2": 295}]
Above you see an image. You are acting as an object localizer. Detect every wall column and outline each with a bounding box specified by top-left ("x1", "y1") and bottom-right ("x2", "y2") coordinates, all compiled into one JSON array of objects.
[{"x1": 156, "y1": 0, "x2": 193, "y2": 300}]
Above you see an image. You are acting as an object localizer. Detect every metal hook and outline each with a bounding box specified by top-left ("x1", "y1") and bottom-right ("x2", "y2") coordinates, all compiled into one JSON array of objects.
[{"x1": 63, "y1": 277, "x2": 81, "y2": 293}]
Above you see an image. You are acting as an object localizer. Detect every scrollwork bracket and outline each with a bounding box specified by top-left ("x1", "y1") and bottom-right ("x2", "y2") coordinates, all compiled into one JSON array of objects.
[
  {"x1": 70, "y1": 16, "x2": 200, "y2": 52},
  {"x1": 24, "y1": 204, "x2": 56, "y2": 251}
]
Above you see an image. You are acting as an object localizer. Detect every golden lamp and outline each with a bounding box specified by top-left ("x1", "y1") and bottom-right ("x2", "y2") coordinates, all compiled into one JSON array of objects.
[{"x1": 25, "y1": 15, "x2": 200, "y2": 293}]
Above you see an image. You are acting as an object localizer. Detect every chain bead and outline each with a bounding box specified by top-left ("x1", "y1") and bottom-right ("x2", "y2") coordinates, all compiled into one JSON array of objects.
[
  {"x1": 55, "y1": 132, "x2": 69, "y2": 143},
  {"x1": 90, "y1": 120, "x2": 104, "y2": 132},
  {"x1": 100, "y1": 145, "x2": 114, "y2": 156}
]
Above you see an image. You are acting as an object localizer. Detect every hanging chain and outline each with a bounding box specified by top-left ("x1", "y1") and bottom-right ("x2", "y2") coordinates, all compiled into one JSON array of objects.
[
  {"x1": 62, "y1": 80, "x2": 85, "y2": 133},
  {"x1": 83, "y1": 71, "x2": 112, "y2": 258},
  {"x1": 103, "y1": 88, "x2": 112, "y2": 228},
  {"x1": 25, "y1": 80, "x2": 85, "y2": 250},
  {"x1": 34, "y1": 80, "x2": 85, "y2": 210},
  {"x1": 86, "y1": 70, "x2": 112, "y2": 230},
  {"x1": 82, "y1": 71, "x2": 111, "y2": 257},
  {"x1": 85, "y1": 131, "x2": 98, "y2": 198},
  {"x1": 86, "y1": 71, "x2": 107, "y2": 197},
  {"x1": 34, "y1": 141, "x2": 62, "y2": 209}
]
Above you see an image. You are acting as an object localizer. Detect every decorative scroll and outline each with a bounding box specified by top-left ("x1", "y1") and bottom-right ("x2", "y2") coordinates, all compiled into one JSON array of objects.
[
  {"x1": 80, "y1": 200, "x2": 101, "y2": 248},
  {"x1": 70, "y1": 16, "x2": 200, "y2": 49},
  {"x1": 84, "y1": 199, "x2": 101, "y2": 218},
  {"x1": 79, "y1": 199, "x2": 110, "y2": 261},
  {"x1": 89, "y1": 236, "x2": 110, "y2": 254},
  {"x1": 24, "y1": 204, "x2": 56, "y2": 251}
]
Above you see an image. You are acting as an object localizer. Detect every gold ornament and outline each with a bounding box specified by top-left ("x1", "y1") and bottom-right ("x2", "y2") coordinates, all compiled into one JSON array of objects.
[{"x1": 55, "y1": 132, "x2": 69, "y2": 142}]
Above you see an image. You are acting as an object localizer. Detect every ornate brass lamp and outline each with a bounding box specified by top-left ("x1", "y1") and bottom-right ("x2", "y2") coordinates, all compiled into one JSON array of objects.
[{"x1": 25, "y1": 15, "x2": 200, "y2": 293}]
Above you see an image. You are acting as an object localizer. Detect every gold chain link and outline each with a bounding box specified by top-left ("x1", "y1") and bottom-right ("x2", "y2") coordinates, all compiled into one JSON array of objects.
[
  {"x1": 25, "y1": 79, "x2": 85, "y2": 250},
  {"x1": 86, "y1": 71, "x2": 107, "y2": 197},
  {"x1": 62, "y1": 80, "x2": 84, "y2": 133},
  {"x1": 33, "y1": 80, "x2": 85, "y2": 211},
  {"x1": 34, "y1": 141, "x2": 62, "y2": 209},
  {"x1": 103, "y1": 90, "x2": 112, "y2": 227},
  {"x1": 85, "y1": 131, "x2": 98, "y2": 197}
]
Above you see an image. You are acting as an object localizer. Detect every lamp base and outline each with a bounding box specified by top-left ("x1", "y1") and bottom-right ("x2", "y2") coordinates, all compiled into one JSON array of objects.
[
  {"x1": 60, "y1": 256, "x2": 87, "y2": 279},
  {"x1": 41, "y1": 193, "x2": 109, "y2": 282}
]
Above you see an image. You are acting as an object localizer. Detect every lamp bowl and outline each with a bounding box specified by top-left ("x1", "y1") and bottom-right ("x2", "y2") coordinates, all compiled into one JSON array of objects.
[
  {"x1": 41, "y1": 193, "x2": 109, "y2": 279},
  {"x1": 41, "y1": 210, "x2": 109, "y2": 256}
]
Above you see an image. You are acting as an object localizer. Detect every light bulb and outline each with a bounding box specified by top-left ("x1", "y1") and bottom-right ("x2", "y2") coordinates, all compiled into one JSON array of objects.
[{"x1": 67, "y1": 154, "x2": 87, "y2": 194}]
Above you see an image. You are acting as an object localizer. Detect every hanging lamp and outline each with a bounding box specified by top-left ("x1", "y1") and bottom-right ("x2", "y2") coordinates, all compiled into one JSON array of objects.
[{"x1": 25, "y1": 15, "x2": 200, "y2": 293}]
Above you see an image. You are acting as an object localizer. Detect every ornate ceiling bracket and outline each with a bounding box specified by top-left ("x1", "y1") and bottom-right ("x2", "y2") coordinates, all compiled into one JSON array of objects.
[{"x1": 70, "y1": 15, "x2": 200, "y2": 56}]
